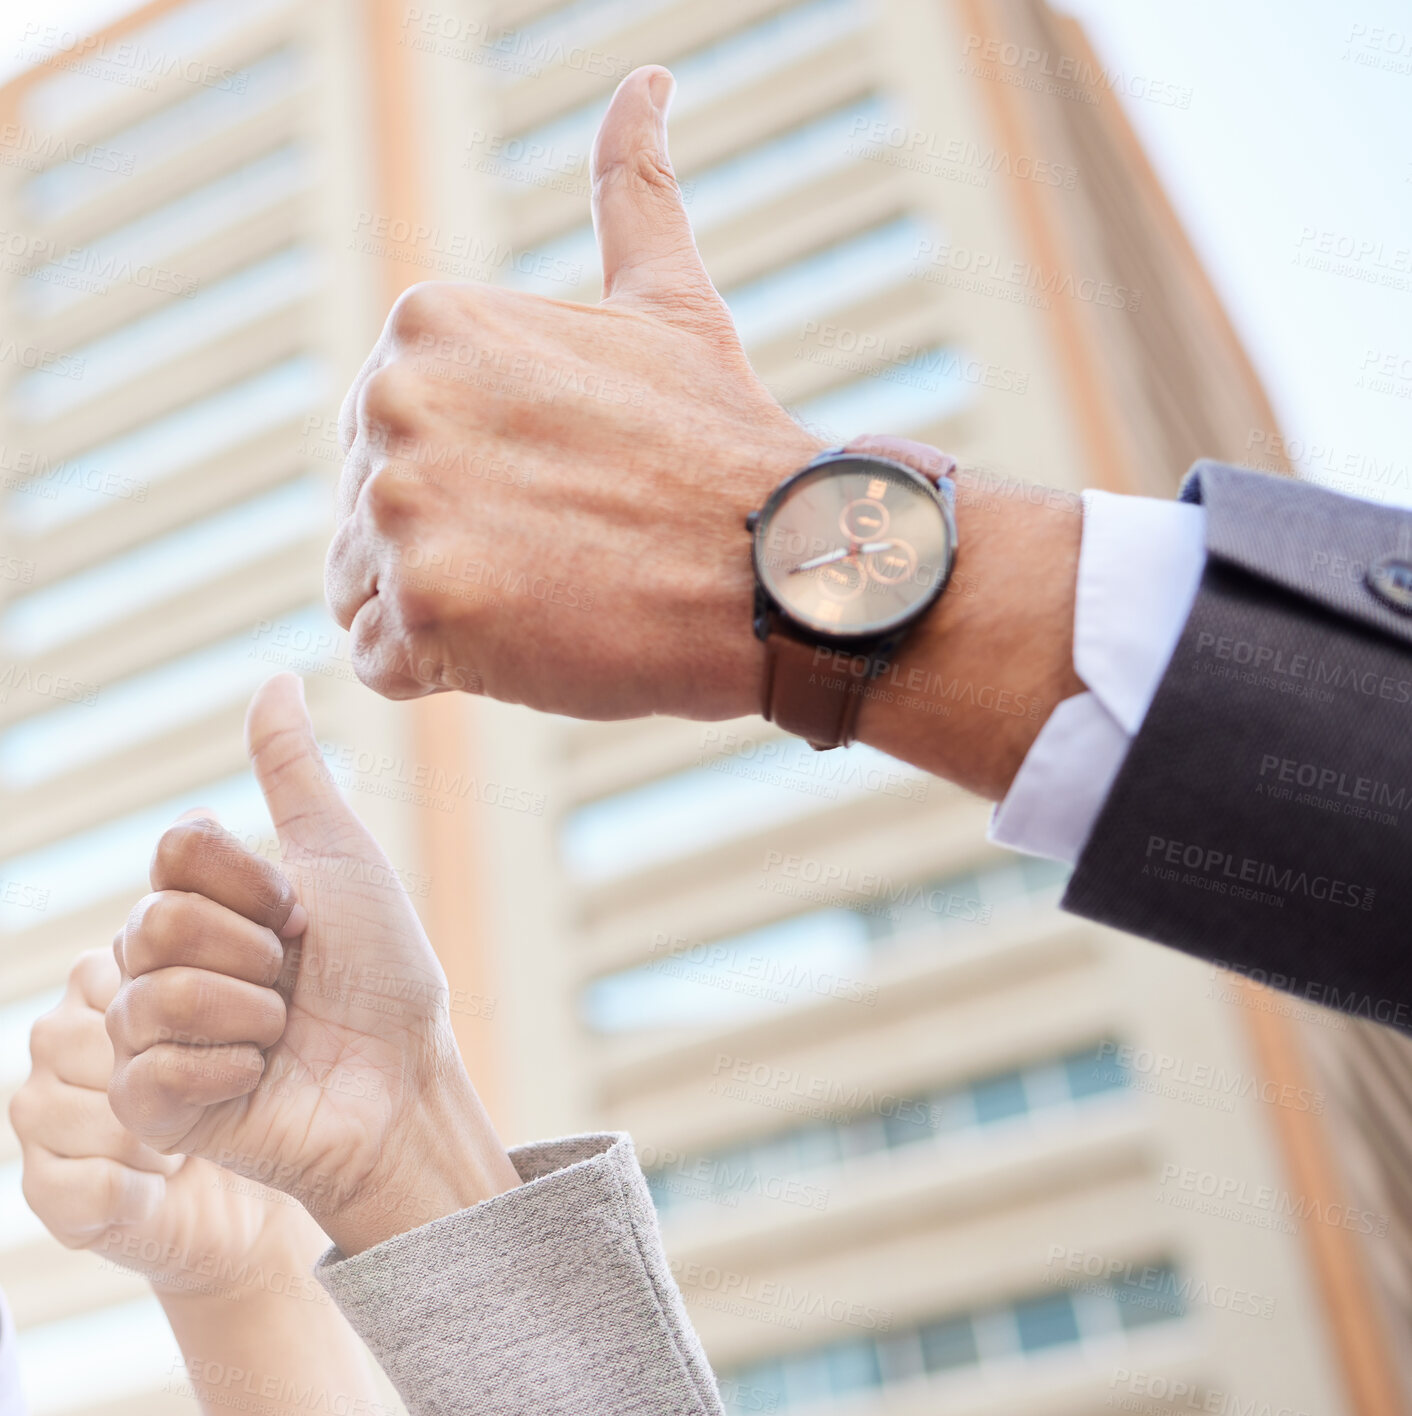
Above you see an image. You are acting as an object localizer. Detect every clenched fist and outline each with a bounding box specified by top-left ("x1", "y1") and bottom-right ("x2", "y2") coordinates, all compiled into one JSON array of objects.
[
  {"x1": 13, "y1": 947, "x2": 390, "y2": 1416},
  {"x1": 105, "y1": 673, "x2": 519, "y2": 1255},
  {"x1": 12, "y1": 948, "x2": 319, "y2": 1298},
  {"x1": 324, "y1": 64, "x2": 823, "y2": 716}
]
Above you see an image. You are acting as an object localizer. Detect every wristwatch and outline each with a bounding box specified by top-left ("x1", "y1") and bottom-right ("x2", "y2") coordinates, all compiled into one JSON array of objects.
[{"x1": 746, "y1": 435, "x2": 958, "y2": 751}]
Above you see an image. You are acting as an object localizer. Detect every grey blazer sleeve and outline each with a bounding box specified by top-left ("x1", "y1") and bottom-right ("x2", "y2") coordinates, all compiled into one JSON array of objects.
[
  {"x1": 1063, "y1": 461, "x2": 1412, "y2": 1032},
  {"x1": 315, "y1": 1133, "x2": 721, "y2": 1416}
]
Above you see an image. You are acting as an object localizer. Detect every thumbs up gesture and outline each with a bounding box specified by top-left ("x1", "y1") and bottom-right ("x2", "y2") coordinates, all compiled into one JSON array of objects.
[
  {"x1": 106, "y1": 674, "x2": 520, "y2": 1255},
  {"x1": 324, "y1": 65, "x2": 825, "y2": 718}
]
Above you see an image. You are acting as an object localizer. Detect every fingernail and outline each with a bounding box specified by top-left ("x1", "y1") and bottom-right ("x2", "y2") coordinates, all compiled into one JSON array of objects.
[
  {"x1": 283, "y1": 902, "x2": 309, "y2": 939},
  {"x1": 647, "y1": 68, "x2": 674, "y2": 115}
]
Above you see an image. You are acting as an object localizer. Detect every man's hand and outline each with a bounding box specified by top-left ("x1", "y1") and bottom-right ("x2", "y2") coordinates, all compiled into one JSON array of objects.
[
  {"x1": 105, "y1": 673, "x2": 520, "y2": 1256},
  {"x1": 326, "y1": 64, "x2": 1084, "y2": 798},
  {"x1": 325, "y1": 64, "x2": 823, "y2": 719},
  {"x1": 12, "y1": 948, "x2": 321, "y2": 1299}
]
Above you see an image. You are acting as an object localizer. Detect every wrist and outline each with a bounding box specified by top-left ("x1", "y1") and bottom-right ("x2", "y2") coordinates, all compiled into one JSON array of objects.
[
  {"x1": 314, "y1": 1059, "x2": 521, "y2": 1257},
  {"x1": 154, "y1": 1216, "x2": 327, "y2": 1317},
  {"x1": 855, "y1": 475, "x2": 1084, "y2": 797}
]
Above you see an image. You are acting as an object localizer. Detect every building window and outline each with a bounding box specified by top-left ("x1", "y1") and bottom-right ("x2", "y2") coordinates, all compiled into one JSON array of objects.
[
  {"x1": 21, "y1": 143, "x2": 314, "y2": 320},
  {"x1": 0, "y1": 606, "x2": 337, "y2": 789},
  {"x1": 21, "y1": 46, "x2": 310, "y2": 223},
  {"x1": 644, "y1": 1041, "x2": 1125, "y2": 1217},
  {"x1": 719, "y1": 1263, "x2": 1183, "y2": 1412},
  {"x1": 492, "y1": 0, "x2": 680, "y2": 83},
  {"x1": 559, "y1": 738, "x2": 929, "y2": 885},
  {"x1": 2, "y1": 477, "x2": 327, "y2": 658},
  {"x1": 582, "y1": 855, "x2": 1069, "y2": 1034},
  {"x1": 20, "y1": 0, "x2": 297, "y2": 131},
  {"x1": 509, "y1": 95, "x2": 890, "y2": 297},
  {"x1": 724, "y1": 215, "x2": 939, "y2": 349},
  {"x1": 5, "y1": 356, "x2": 331, "y2": 535},
  {"x1": 791, "y1": 343, "x2": 979, "y2": 443},
  {"x1": 12, "y1": 245, "x2": 321, "y2": 422},
  {"x1": 486, "y1": 0, "x2": 870, "y2": 189},
  {"x1": 0, "y1": 771, "x2": 265, "y2": 934}
]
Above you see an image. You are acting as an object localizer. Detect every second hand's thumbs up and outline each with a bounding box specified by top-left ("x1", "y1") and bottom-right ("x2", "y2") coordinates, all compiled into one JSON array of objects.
[
  {"x1": 245, "y1": 671, "x2": 369, "y2": 862},
  {"x1": 591, "y1": 65, "x2": 724, "y2": 319}
]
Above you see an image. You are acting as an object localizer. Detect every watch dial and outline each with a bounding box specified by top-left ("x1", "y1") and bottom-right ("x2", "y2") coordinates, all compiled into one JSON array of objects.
[{"x1": 754, "y1": 456, "x2": 954, "y2": 637}]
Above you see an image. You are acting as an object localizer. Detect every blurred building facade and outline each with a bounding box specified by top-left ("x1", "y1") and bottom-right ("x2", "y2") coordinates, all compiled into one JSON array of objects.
[{"x1": 0, "y1": 2, "x2": 1400, "y2": 1416}]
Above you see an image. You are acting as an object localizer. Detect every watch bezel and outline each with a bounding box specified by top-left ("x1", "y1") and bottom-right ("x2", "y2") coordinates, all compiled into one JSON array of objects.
[{"x1": 751, "y1": 452, "x2": 957, "y2": 644}]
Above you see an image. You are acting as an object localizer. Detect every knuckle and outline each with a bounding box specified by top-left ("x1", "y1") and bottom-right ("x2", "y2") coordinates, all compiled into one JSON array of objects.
[
  {"x1": 150, "y1": 818, "x2": 221, "y2": 890},
  {"x1": 385, "y1": 575, "x2": 446, "y2": 642},
  {"x1": 104, "y1": 990, "x2": 132, "y2": 1052},
  {"x1": 8, "y1": 1084, "x2": 36, "y2": 1138},
  {"x1": 157, "y1": 970, "x2": 211, "y2": 1032},
  {"x1": 362, "y1": 465, "x2": 423, "y2": 534},
  {"x1": 126, "y1": 892, "x2": 183, "y2": 971},
  {"x1": 358, "y1": 362, "x2": 421, "y2": 438},
  {"x1": 386, "y1": 281, "x2": 451, "y2": 348},
  {"x1": 597, "y1": 145, "x2": 678, "y2": 200},
  {"x1": 72, "y1": 946, "x2": 118, "y2": 1002},
  {"x1": 28, "y1": 1007, "x2": 62, "y2": 1063}
]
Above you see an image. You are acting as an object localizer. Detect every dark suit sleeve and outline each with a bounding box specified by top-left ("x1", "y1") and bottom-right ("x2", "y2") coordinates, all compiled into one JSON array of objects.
[{"x1": 1061, "y1": 461, "x2": 1412, "y2": 1033}]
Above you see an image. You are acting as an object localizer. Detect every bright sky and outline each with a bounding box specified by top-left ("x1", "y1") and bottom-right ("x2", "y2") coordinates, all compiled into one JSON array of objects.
[{"x1": 3, "y1": 0, "x2": 1408, "y2": 499}]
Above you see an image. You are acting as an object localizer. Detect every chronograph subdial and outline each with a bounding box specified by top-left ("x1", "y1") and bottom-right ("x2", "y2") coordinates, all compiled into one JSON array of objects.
[
  {"x1": 840, "y1": 497, "x2": 889, "y2": 541},
  {"x1": 863, "y1": 537, "x2": 917, "y2": 586}
]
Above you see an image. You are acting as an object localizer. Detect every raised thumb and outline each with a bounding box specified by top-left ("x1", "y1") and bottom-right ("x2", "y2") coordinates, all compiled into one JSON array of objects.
[
  {"x1": 245, "y1": 673, "x2": 360, "y2": 856},
  {"x1": 591, "y1": 65, "x2": 719, "y2": 313}
]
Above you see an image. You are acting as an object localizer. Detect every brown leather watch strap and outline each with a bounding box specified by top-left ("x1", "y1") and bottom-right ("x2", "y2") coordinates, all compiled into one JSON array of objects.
[
  {"x1": 757, "y1": 435, "x2": 955, "y2": 751},
  {"x1": 761, "y1": 628, "x2": 875, "y2": 751}
]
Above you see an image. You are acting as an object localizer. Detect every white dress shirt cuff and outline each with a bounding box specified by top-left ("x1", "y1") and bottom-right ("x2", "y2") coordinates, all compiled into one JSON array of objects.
[{"x1": 989, "y1": 490, "x2": 1207, "y2": 864}]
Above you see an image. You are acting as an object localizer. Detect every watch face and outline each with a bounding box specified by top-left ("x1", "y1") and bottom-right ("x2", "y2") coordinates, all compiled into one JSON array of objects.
[{"x1": 753, "y1": 455, "x2": 955, "y2": 638}]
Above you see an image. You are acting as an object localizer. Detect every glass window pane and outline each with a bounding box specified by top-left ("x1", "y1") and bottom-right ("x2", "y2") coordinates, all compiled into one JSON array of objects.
[
  {"x1": 560, "y1": 740, "x2": 920, "y2": 884},
  {"x1": 495, "y1": 0, "x2": 677, "y2": 81},
  {"x1": 919, "y1": 1315, "x2": 978, "y2": 1372},
  {"x1": 6, "y1": 356, "x2": 331, "y2": 535},
  {"x1": 0, "y1": 770, "x2": 266, "y2": 932},
  {"x1": 0, "y1": 606, "x2": 338, "y2": 788},
  {"x1": 21, "y1": 47, "x2": 309, "y2": 223},
  {"x1": 970, "y1": 1070, "x2": 1029, "y2": 1125},
  {"x1": 2, "y1": 477, "x2": 328, "y2": 657},
  {"x1": 22, "y1": 144, "x2": 314, "y2": 320},
  {"x1": 21, "y1": 0, "x2": 296, "y2": 131},
  {"x1": 1013, "y1": 1292, "x2": 1079, "y2": 1352},
  {"x1": 720, "y1": 1361, "x2": 787, "y2": 1414},
  {"x1": 791, "y1": 344, "x2": 978, "y2": 443},
  {"x1": 825, "y1": 1340, "x2": 881, "y2": 1392},
  {"x1": 581, "y1": 909, "x2": 870, "y2": 1031},
  {"x1": 1066, "y1": 1042, "x2": 1128, "y2": 1098},
  {"x1": 1114, "y1": 1264, "x2": 1183, "y2": 1327},
  {"x1": 510, "y1": 97, "x2": 889, "y2": 297},
  {"x1": 491, "y1": 0, "x2": 870, "y2": 189},
  {"x1": 12, "y1": 246, "x2": 321, "y2": 422},
  {"x1": 881, "y1": 1100, "x2": 938, "y2": 1149},
  {"x1": 726, "y1": 216, "x2": 937, "y2": 348}
]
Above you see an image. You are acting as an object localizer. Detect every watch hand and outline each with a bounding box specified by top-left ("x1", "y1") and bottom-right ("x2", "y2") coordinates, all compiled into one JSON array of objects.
[
  {"x1": 789, "y1": 542, "x2": 895, "y2": 575},
  {"x1": 789, "y1": 547, "x2": 853, "y2": 574}
]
